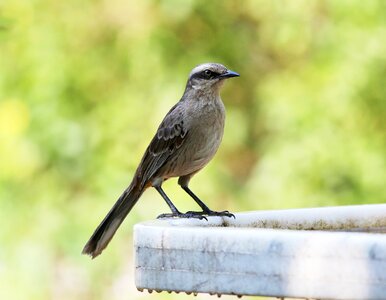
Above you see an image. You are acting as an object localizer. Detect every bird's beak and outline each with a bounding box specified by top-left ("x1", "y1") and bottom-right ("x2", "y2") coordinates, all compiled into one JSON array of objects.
[{"x1": 219, "y1": 70, "x2": 240, "y2": 79}]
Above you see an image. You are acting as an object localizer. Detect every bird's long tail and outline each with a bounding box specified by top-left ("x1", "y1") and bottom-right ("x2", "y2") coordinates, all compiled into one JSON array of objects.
[{"x1": 82, "y1": 182, "x2": 144, "y2": 258}]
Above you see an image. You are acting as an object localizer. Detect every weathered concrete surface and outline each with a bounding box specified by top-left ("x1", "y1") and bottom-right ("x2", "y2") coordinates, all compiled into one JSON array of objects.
[{"x1": 134, "y1": 204, "x2": 386, "y2": 299}]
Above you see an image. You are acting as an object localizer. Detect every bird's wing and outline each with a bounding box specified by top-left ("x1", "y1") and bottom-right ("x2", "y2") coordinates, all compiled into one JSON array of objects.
[{"x1": 135, "y1": 102, "x2": 188, "y2": 187}]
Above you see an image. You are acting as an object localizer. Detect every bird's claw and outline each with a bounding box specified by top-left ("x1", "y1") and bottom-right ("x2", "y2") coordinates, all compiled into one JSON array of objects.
[
  {"x1": 157, "y1": 212, "x2": 207, "y2": 221},
  {"x1": 186, "y1": 210, "x2": 235, "y2": 219},
  {"x1": 216, "y1": 210, "x2": 236, "y2": 219},
  {"x1": 208, "y1": 210, "x2": 236, "y2": 219}
]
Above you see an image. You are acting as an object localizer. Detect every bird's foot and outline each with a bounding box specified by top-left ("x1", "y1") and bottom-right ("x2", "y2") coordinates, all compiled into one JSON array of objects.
[
  {"x1": 157, "y1": 212, "x2": 208, "y2": 221},
  {"x1": 186, "y1": 210, "x2": 235, "y2": 219}
]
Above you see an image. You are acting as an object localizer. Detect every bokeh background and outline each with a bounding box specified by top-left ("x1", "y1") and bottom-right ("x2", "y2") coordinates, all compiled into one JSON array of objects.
[{"x1": 1, "y1": 0, "x2": 385, "y2": 299}]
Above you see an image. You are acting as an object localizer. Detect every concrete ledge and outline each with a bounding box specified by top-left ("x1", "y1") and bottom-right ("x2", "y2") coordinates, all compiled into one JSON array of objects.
[{"x1": 134, "y1": 204, "x2": 386, "y2": 299}]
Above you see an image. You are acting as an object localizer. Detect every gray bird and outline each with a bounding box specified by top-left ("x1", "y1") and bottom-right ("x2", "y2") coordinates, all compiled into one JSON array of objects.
[{"x1": 83, "y1": 62, "x2": 239, "y2": 258}]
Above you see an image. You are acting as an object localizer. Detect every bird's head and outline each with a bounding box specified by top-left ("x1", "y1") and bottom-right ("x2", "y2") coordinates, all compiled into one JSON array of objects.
[{"x1": 185, "y1": 63, "x2": 239, "y2": 93}]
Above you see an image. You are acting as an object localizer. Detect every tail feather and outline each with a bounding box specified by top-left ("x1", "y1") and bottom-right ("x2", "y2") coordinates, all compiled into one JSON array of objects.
[{"x1": 82, "y1": 183, "x2": 144, "y2": 258}]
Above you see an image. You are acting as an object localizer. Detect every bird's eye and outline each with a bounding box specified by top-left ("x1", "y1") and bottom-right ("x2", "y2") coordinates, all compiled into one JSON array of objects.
[{"x1": 204, "y1": 69, "x2": 212, "y2": 77}]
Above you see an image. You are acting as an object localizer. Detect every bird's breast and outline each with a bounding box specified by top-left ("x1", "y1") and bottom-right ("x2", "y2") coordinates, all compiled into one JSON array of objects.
[
  {"x1": 161, "y1": 98, "x2": 226, "y2": 178},
  {"x1": 185, "y1": 99, "x2": 225, "y2": 167}
]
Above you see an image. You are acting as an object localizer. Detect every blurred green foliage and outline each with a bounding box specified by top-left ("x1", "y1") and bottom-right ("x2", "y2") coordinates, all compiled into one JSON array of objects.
[{"x1": 1, "y1": 0, "x2": 385, "y2": 299}]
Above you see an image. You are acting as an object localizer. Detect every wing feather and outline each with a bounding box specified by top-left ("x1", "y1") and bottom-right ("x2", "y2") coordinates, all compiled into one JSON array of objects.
[{"x1": 135, "y1": 102, "x2": 188, "y2": 187}]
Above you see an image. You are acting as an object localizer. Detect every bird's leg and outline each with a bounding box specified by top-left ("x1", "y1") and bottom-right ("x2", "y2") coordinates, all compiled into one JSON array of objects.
[
  {"x1": 181, "y1": 186, "x2": 235, "y2": 219},
  {"x1": 154, "y1": 186, "x2": 207, "y2": 220}
]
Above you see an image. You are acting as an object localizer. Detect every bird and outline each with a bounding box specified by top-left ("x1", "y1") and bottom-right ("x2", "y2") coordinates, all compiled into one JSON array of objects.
[{"x1": 82, "y1": 62, "x2": 239, "y2": 258}]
